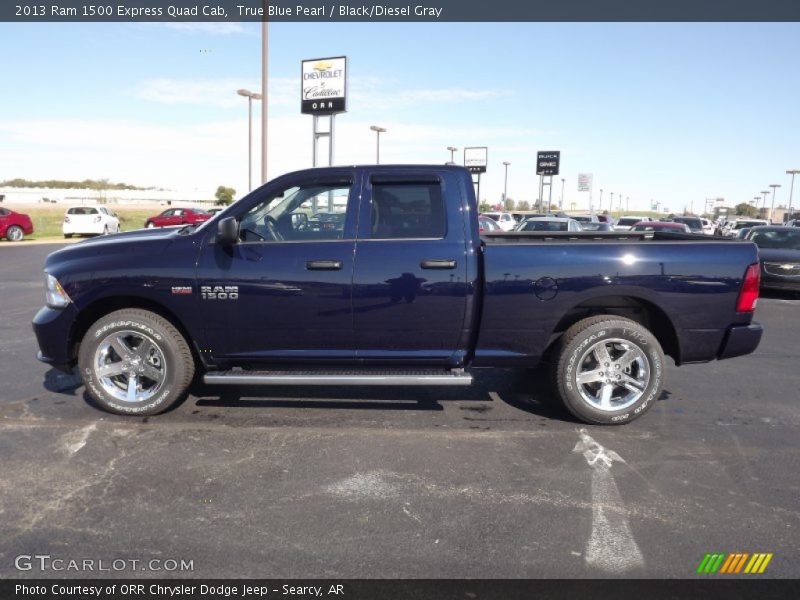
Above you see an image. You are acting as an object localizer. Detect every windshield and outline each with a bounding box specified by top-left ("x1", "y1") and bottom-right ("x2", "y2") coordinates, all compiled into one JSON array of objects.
[
  {"x1": 749, "y1": 229, "x2": 800, "y2": 250},
  {"x1": 617, "y1": 218, "x2": 639, "y2": 226}
]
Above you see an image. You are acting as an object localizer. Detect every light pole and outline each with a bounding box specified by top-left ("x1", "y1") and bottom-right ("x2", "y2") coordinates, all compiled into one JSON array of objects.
[
  {"x1": 237, "y1": 89, "x2": 263, "y2": 192},
  {"x1": 502, "y1": 161, "x2": 510, "y2": 203},
  {"x1": 760, "y1": 190, "x2": 770, "y2": 218},
  {"x1": 610, "y1": 192, "x2": 614, "y2": 213},
  {"x1": 769, "y1": 184, "x2": 781, "y2": 223},
  {"x1": 447, "y1": 146, "x2": 458, "y2": 163},
  {"x1": 560, "y1": 177, "x2": 565, "y2": 210},
  {"x1": 261, "y1": 20, "x2": 268, "y2": 184},
  {"x1": 787, "y1": 169, "x2": 800, "y2": 217},
  {"x1": 370, "y1": 125, "x2": 386, "y2": 164},
  {"x1": 599, "y1": 188, "x2": 603, "y2": 212}
]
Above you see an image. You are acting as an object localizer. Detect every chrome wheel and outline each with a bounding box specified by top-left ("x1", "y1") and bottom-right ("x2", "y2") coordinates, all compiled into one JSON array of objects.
[
  {"x1": 93, "y1": 330, "x2": 167, "y2": 403},
  {"x1": 7, "y1": 225, "x2": 23, "y2": 241},
  {"x1": 574, "y1": 337, "x2": 650, "y2": 412}
]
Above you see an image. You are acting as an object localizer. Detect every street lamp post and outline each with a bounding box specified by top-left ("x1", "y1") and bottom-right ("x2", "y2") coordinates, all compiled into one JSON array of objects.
[
  {"x1": 610, "y1": 192, "x2": 614, "y2": 213},
  {"x1": 769, "y1": 184, "x2": 781, "y2": 223},
  {"x1": 447, "y1": 146, "x2": 458, "y2": 163},
  {"x1": 261, "y1": 21, "x2": 268, "y2": 184},
  {"x1": 502, "y1": 161, "x2": 510, "y2": 203},
  {"x1": 237, "y1": 89, "x2": 263, "y2": 192},
  {"x1": 560, "y1": 178, "x2": 565, "y2": 210},
  {"x1": 760, "y1": 190, "x2": 770, "y2": 218},
  {"x1": 787, "y1": 169, "x2": 800, "y2": 217},
  {"x1": 370, "y1": 125, "x2": 386, "y2": 164},
  {"x1": 599, "y1": 189, "x2": 603, "y2": 212}
]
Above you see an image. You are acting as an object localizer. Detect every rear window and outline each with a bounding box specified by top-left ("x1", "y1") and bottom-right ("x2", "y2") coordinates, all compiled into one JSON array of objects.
[
  {"x1": 518, "y1": 220, "x2": 569, "y2": 232},
  {"x1": 371, "y1": 182, "x2": 445, "y2": 239},
  {"x1": 673, "y1": 217, "x2": 702, "y2": 230},
  {"x1": 617, "y1": 217, "x2": 639, "y2": 227},
  {"x1": 67, "y1": 207, "x2": 98, "y2": 215}
]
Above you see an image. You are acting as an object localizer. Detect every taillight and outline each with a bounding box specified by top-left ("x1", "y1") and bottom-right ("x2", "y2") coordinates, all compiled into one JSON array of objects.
[
  {"x1": 736, "y1": 262, "x2": 761, "y2": 312},
  {"x1": 64, "y1": 216, "x2": 70, "y2": 223}
]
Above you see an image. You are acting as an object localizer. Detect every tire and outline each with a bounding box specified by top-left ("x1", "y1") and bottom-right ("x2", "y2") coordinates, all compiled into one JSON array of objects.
[
  {"x1": 552, "y1": 316, "x2": 664, "y2": 425},
  {"x1": 146, "y1": 222, "x2": 155, "y2": 229},
  {"x1": 78, "y1": 309, "x2": 195, "y2": 416},
  {"x1": 103, "y1": 225, "x2": 109, "y2": 235},
  {"x1": 64, "y1": 234, "x2": 73, "y2": 239},
  {"x1": 6, "y1": 225, "x2": 24, "y2": 241}
]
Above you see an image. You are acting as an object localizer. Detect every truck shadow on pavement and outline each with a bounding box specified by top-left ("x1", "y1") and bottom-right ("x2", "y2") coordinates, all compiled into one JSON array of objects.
[{"x1": 189, "y1": 367, "x2": 578, "y2": 423}]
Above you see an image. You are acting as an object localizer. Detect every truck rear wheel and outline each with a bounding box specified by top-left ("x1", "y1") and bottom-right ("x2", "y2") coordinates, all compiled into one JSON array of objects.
[
  {"x1": 78, "y1": 309, "x2": 194, "y2": 416},
  {"x1": 552, "y1": 316, "x2": 664, "y2": 425}
]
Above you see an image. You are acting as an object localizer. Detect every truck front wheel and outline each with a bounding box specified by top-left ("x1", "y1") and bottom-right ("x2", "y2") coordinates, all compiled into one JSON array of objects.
[
  {"x1": 552, "y1": 316, "x2": 664, "y2": 425},
  {"x1": 78, "y1": 309, "x2": 195, "y2": 415}
]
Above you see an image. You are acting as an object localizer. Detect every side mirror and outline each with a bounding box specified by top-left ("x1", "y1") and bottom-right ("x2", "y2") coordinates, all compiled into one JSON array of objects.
[{"x1": 217, "y1": 217, "x2": 239, "y2": 245}]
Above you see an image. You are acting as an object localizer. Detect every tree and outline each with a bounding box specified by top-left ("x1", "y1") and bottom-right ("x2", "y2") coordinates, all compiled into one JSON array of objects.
[
  {"x1": 735, "y1": 202, "x2": 758, "y2": 218},
  {"x1": 478, "y1": 201, "x2": 491, "y2": 213},
  {"x1": 215, "y1": 186, "x2": 236, "y2": 206},
  {"x1": 504, "y1": 197, "x2": 516, "y2": 211},
  {"x1": 517, "y1": 200, "x2": 530, "y2": 211}
]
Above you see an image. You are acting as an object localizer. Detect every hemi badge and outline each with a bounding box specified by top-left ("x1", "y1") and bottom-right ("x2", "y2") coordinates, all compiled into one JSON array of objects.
[{"x1": 171, "y1": 286, "x2": 193, "y2": 295}]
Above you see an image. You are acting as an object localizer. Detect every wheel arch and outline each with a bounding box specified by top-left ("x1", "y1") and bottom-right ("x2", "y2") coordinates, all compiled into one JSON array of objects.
[
  {"x1": 69, "y1": 296, "x2": 200, "y2": 367},
  {"x1": 545, "y1": 294, "x2": 680, "y2": 364}
]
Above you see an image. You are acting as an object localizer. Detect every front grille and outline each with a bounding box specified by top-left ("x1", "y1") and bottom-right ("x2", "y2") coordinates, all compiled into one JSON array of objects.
[{"x1": 764, "y1": 262, "x2": 800, "y2": 277}]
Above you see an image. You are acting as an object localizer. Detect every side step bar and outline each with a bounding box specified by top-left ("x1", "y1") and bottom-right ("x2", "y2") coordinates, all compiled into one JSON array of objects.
[{"x1": 203, "y1": 369, "x2": 473, "y2": 386}]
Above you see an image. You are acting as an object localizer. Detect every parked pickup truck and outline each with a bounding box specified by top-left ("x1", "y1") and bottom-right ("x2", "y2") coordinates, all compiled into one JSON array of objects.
[{"x1": 33, "y1": 166, "x2": 763, "y2": 424}]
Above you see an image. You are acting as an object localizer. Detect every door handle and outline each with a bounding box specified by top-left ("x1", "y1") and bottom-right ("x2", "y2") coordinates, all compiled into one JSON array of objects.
[
  {"x1": 306, "y1": 260, "x2": 343, "y2": 270},
  {"x1": 420, "y1": 259, "x2": 457, "y2": 269}
]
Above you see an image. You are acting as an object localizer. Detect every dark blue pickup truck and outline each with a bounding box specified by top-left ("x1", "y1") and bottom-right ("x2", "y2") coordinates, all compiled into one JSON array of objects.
[{"x1": 33, "y1": 166, "x2": 763, "y2": 424}]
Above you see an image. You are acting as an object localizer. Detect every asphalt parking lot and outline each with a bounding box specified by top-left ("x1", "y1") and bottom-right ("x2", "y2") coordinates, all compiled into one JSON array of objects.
[{"x1": 1, "y1": 243, "x2": 799, "y2": 579}]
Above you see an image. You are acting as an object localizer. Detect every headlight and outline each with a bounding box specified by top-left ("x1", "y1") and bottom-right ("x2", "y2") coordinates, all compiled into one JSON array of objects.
[{"x1": 45, "y1": 273, "x2": 72, "y2": 308}]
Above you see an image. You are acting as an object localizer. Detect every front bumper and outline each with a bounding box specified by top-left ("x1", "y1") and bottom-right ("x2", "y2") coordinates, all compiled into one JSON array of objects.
[
  {"x1": 32, "y1": 304, "x2": 79, "y2": 372},
  {"x1": 717, "y1": 322, "x2": 763, "y2": 360}
]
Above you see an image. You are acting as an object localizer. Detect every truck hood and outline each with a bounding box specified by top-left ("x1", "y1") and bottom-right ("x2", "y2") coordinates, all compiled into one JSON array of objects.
[{"x1": 45, "y1": 227, "x2": 187, "y2": 269}]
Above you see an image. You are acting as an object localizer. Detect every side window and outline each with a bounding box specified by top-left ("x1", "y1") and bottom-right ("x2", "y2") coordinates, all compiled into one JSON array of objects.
[
  {"x1": 370, "y1": 182, "x2": 445, "y2": 239},
  {"x1": 239, "y1": 182, "x2": 352, "y2": 243}
]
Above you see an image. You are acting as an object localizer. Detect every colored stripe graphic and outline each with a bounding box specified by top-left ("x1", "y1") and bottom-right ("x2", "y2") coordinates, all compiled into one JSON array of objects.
[
  {"x1": 697, "y1": 552, "x2": 773, "y2": 575},
  {"x1": 734, "y1": 553, "x2": 749, "y2": 573}
]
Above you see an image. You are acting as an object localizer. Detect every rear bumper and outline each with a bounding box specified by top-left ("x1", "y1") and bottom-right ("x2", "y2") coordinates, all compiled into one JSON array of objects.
[
  {"x1": 32, "y1": 305, "x2": 79, "y2": 372},
  {"x1": 717, "y1": 322, "x2": 763, "y2": 360}
]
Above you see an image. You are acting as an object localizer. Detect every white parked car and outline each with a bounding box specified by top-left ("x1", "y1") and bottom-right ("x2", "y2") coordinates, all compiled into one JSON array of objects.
[
  {"x1": 614, "y1": 216, "x2": 652, "y2": 231},
  {"x1": 723, "y1": 219, "x2": 769, "y2": 237},
  {"x1": 481, "y1": 211, "x2": 517, "y2": 231},
  {"x1": 63, "y1": 206, "x2": 121, "y2": 238},
  {"x1": 701, "y1": 218, "x2": 715, "y2": 235}
]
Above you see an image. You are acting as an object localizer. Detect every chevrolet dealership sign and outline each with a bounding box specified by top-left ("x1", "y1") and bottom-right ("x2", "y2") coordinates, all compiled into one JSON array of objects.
[{"x1": 301, "y1": 56, "x2": 347, "y2": 115}]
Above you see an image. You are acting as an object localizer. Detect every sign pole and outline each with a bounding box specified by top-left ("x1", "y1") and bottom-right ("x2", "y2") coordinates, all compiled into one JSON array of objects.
[{"x1": 538, "y1": 175, "x2": 544, "y2": 212}]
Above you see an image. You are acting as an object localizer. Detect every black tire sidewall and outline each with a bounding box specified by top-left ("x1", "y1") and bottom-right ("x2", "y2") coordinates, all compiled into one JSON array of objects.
[
  {"x1": 79, "y1": 312, "x2": 188, "y2": 415},
  {"x1": 559, "y1": 321, "x2": 663, "y2": 425}
]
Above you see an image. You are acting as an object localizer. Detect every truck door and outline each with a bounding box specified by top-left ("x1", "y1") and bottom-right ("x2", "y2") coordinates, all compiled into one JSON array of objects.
[
  {"x1": 196, "y1": 171, "x2": 359, "y2": 362},
  {"x1": 352, "y1": 170, "x2": 470, "y2": 366}
]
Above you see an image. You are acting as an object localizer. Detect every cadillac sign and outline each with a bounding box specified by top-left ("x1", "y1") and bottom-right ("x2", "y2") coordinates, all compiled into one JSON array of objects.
[
  {"x1": 301, "y1": 56, "x2": 347, "y2": 115},
  {"x1": 464, "y1": 147, "x2": 488, "y2": 174}
]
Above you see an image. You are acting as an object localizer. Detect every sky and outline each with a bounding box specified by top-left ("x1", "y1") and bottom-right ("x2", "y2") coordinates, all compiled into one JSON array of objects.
[{"x1": 1, "y1": 21, "x2": 799, "y2": 212}]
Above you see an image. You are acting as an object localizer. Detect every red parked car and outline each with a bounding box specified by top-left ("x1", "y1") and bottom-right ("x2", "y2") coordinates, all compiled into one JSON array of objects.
[
  {"x1": 144, "y1": 208, "x2": 211, "y2": 229},
  {"x1": 0, "y1": 207, "x2": 34, "y2": 241}
]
